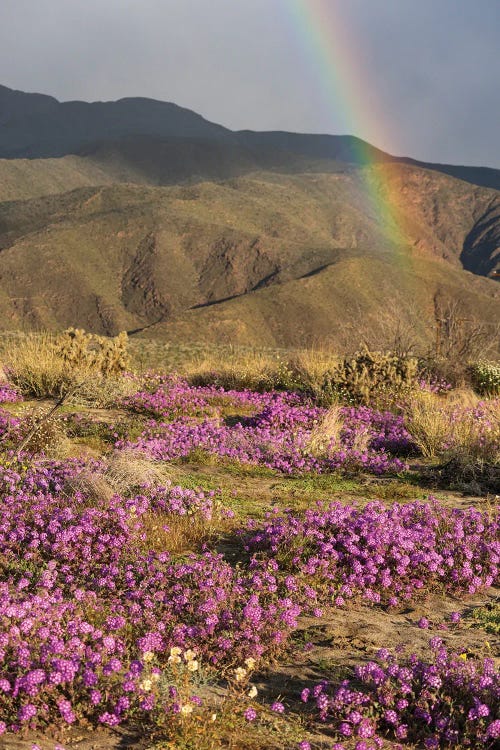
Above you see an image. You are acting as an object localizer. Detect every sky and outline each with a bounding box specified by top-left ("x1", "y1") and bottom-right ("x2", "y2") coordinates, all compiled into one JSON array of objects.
[{"x1": 1, "y1": 0, "x2": 499, "y2": 167}]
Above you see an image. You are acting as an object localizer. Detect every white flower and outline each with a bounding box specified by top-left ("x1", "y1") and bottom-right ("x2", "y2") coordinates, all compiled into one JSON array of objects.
[
  {"x1": 139, "y1": 679, "x2": 152, "y2": 692},
  {"x1": 142, "y1": 651, "x2": 154, "y2": 663},
  {"x1": 248, "y1": 685, "x2": 258, "y2": 698},
  {"x1": 244, "y1": 657, "x2": 256, "y2": 670},
  {"x1": 169, "y1": 646, "x2": 182, "y2": 657},
  {"x1": 168, "y1": 654, "x2": 182, "y2": 665},
  {"x1": 184, "y1": 649, "x2": 197, "y2": 662},
  {"x1": 234, "y1": 667, "x2": 247, "y2": 682},
  {"x1": 187, "y1": 660, "x2": 199, "y2": 672},
  {"x1": 180, "y1": 704, "x2": 193, "y2": 715}
]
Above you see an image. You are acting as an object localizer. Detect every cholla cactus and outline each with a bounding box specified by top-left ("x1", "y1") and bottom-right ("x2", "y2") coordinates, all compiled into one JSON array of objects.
[
  {"x1": 56, "y1": 328, "x2": 130, "y2": 375},
  {"x1": 322, "y1": 349, "x2": 419, "y2": 405}
]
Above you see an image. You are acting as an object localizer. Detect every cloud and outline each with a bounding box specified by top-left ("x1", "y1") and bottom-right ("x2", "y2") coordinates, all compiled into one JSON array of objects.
[{"x1": 0, "y1": 0, "x2": 498, "y2": 166}]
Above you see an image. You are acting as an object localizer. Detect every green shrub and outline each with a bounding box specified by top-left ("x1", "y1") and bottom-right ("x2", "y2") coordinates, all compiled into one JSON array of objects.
[
  {"x1": 469, "y1": 361, "x2": 500, "y2": 396},
  {"x1": 468, "y1": 602, "x2": 500, "y2": 635}
]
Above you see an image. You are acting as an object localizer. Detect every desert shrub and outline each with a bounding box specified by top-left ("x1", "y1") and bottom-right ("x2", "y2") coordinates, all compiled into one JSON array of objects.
[
  {"x1": 469, "y1": 360, "x2": 500, "y2": 396},
  {"x1": 15, "y1": 412, "x2": 69, "y2": 456},
  {"x1": 321, "y1": 349, "x2": 419, "y2": 407},
  {"x1": 468, "y1": 601, "x2": 500, "y2": 635}
]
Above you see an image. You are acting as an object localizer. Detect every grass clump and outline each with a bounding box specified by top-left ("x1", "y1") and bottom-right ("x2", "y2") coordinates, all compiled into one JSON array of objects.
[
  {"x1": 3, "y1": 333, "x2": 78, "y2": 398},
  {"x1": 186, "y1": 347, "x2": 340, "y2": 397},
  {"x1": 405, "y1": 391, "x2": 499, "y2": 462},
  {"x1": 468, "y1": 601, "x2": 500, "y2": 635},
  {"x1": 306, "y1": 404, "x2": 344, "y2": 456}
]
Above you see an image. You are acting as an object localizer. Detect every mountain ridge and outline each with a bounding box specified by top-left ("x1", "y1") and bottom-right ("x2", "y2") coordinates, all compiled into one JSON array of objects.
[{"x1": 1, "y1": 84, "x2": 500, "y2": 192}]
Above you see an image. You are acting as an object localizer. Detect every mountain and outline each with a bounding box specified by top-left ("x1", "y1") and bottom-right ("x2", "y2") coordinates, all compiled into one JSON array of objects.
[
  {"x1": 0, "y1": 85, "x2": 229, "y2": 158},
  {"x1": 1, "y1": 85, "x2": 500, "y2": 191},
  {"x1": 0, "y1": 85, "x2": 498, "y2": 351}
]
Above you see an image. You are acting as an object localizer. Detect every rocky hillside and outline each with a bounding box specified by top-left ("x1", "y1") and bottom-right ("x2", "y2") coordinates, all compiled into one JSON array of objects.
[{"x1": 0, "y1": 165, "x2": 498, "y2": 349}]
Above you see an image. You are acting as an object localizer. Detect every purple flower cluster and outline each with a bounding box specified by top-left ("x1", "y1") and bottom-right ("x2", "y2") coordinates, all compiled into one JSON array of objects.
[
  {"x1": 245, "y1": 500, "x2": 499, "y2": 606},
  {"x1": 120, "y1": 375, "x2": 273, "y2": 419},
  {"x1": 302, "y1": 641, "x2": 500, "y2": 747},
  {"x1": 0, "y1": 377, "x2": 497, "y2": 740},
  {"x1": 0, "y1": 461, "x2": 300, "y2": 731},
  {"x1": 418, "y1": 376, "x2": 452, "y2": 394},
  {"x1": 0, "y1": 383, "x2": 22, "y2": 403},
  {"x1": 0, "y1": 408, "x2": 20, "y2": 441},
  {"x1": 118, "y1": 381, "x2": 413, "y2": 475}
]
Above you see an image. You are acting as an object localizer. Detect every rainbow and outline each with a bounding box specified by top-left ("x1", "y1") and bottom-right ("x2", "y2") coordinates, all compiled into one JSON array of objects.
[{"x1": 286, "y1": 0, "x2": 409, "y2": 247}]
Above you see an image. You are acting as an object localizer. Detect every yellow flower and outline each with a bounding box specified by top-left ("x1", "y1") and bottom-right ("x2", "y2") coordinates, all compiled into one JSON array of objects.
[
  {"x1": 184, "y1": 649, "x2": 197, "y2": 662},
  {"x1": 168, "y1": 654, "x2": 182, "y2": 665},
  {"x1": 187, "y1": 660, "x2": 199, "y2": 672},
  {"x1": 234, "y1": 667, "x2": 247, "y2": 682},
  {"x1": 170, "y1": 646, "x2": 182, "y2": 657},
  {"x1": 459, "y1": 653, "x2": 467, "y2": 661},
  {"x1": 140, "y1": 679, "x2": 153, "y2": 691},
  {"x1": 142, "y1": 651, "x2": 154, "y2": 663},
  {"x1": 244, "y1": 657, "x2": 256, "y2": 670}
]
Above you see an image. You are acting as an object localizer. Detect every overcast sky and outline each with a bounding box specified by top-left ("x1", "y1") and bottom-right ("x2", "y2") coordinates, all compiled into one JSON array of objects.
[{"x1": 1, "y1": 0, "x2": 499, "y2": 167}]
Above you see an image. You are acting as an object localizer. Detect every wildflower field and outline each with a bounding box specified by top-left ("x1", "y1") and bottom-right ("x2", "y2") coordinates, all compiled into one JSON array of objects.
[{"x1": 0, "y1": 338, "x2": 498, "y2": 750}]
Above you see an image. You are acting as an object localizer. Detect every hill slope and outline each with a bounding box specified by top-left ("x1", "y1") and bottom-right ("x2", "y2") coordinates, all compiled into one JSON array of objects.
[{"x1": 0, "y1": 166, "x2": 498, "y2": 348}]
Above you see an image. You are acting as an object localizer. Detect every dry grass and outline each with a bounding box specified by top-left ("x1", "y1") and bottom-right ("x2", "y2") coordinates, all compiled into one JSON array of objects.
[
  {"x1": 64, "y1": 451, "x2": 173, "y2": 503},
  {"x1": 69, "y1": 375, "x2": 137, "y2": 408},
  {"x1": 186, "y1": 346, "x2": 340, "y2": 395},
  {"x1": 307, "y1": 404, "x2": 344, "y2": 456},
  {"x1": 186, "y1": 350, "x2": 282, "y2": 391},
  {"x1": 404, "y1": 392, "x2": 451, "y2": 458},
  {"x1": 64, "y1": 469, "x2": 116, "y2": 505},
  {"x1": 405, "y1": 390, "x2": 500, "y2": 463},
  {"x1": 2, "y1": 331, "x2": 135, "y2": 404},
  {"x1": 105, "y1": 450, "x2": 173, "y2": 493},
  {"x1": 3, "y1": 333, "x2": 85, "y2": 398},
  {"x1": 140, "y1": 510, "x2": 215, "y2": 555}
]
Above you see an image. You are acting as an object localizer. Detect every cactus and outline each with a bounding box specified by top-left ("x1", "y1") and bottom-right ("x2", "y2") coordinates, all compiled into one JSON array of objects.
[
  {"x1": 322, "y1": 349, "x2": 419, "y2": 406},
  {"x1": 56, "y1": 328, "x2": 130, "y2": 375}
]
